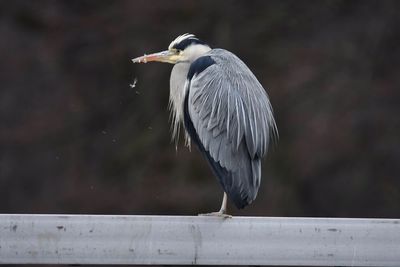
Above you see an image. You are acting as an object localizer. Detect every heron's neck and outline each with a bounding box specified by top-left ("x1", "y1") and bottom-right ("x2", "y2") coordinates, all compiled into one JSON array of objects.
[
  {"x1": 169, "y1": 62, "x2": 191, "y2": 145},
  {"x1": 184, "y1": 44, "x2": 211, "y2": 62},
  {"x1": 168, "y1": 44, "x2": 211, "y2": 147}
]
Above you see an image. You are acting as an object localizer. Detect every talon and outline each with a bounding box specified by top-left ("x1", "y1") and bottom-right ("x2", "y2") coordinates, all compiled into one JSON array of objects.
[
  {"x1": 198, "y1": 192, "x2": 231, "y2": 218},
  {"x1": 198, "y1": 211, "x2": 232, "y2": 219}
]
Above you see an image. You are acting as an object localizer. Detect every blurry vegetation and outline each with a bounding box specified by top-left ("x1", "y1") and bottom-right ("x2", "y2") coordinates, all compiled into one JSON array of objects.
[{"x1": 0, "y1": 0, "x2": 399, "y2": 217}]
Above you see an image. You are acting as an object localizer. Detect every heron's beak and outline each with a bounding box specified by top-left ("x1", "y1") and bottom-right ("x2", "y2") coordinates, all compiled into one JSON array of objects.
[{"x1": 132, "y1": 50, "x2": 180, "y2": 64}]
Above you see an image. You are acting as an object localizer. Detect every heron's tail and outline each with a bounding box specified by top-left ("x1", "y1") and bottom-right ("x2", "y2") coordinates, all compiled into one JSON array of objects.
[{"x1": 226, "y1": 157, "x2": 261, "y2": 209}]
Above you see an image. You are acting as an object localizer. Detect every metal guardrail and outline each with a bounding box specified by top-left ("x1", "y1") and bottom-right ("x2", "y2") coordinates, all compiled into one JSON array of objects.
[{"x1": 0, "y1": 214, "x2": 399, "y2": 265}]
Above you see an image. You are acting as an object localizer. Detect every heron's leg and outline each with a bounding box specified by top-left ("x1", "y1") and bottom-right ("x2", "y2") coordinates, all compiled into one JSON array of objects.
[
  {"x1": 219, "y1": 192, "x2": 228, "y2": 214},
  {"x1": 198, "y1": 192, "x2": 232, "y2": 218}
]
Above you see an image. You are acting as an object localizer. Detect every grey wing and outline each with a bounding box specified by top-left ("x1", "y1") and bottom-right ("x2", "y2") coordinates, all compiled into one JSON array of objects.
[{"x1": 185, "y1": 50, "x2": 277, "y2": 208}]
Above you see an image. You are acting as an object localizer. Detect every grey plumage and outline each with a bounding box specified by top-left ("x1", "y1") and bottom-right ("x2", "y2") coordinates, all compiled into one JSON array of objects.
[
  {"x1": 132, "y1": 33, "x2": 278, "y2": 212},
  {"x1": 184, "y1": 49, "x2": 277, "y2": 208}
]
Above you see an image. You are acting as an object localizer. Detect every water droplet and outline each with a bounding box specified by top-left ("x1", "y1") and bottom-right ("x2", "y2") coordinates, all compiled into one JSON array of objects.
[{"x1": 130, "y1": 78, "x2": 138, "y2": 88}]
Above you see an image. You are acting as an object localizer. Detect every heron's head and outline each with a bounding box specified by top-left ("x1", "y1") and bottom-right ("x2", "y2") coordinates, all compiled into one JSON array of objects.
[{"x1": 132, "y1": 33, "x2": 211, "y2": 64}]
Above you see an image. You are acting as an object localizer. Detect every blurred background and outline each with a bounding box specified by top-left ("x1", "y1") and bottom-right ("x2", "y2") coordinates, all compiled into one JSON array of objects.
[{"x1": 0, "y1": 0, "x2": 399, "y2": 218}]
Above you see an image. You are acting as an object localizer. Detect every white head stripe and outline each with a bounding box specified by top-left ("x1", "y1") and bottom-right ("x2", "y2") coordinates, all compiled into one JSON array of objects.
[{"x1": 168, "y1": 33, "x2": 196, "y2": 50}]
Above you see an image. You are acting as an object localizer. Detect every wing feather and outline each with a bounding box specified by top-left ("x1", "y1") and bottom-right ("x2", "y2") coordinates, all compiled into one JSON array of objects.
[{"x1": 185, "y1": 49, "x2": 277, "y2": 208}]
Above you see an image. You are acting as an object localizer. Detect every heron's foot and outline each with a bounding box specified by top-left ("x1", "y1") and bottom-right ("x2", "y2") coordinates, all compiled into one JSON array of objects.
[{"x1": 198, "y1": 210, "x2": 232, "y2": 219}]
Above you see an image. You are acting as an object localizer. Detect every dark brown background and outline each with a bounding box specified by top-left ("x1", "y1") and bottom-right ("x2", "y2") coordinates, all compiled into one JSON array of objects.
[{"x1": 1, "y1": 0, "x2": 399, "y2": 218}]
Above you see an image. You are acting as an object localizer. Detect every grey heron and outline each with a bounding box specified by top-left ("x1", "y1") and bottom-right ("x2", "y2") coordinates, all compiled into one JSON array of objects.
[{"x1": 132, "y1": 33, "x2": 278, "y2": 216}]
